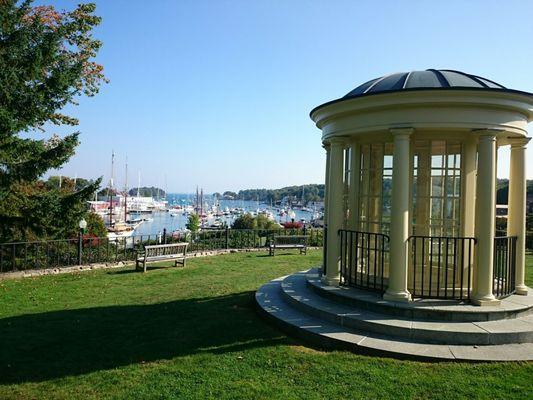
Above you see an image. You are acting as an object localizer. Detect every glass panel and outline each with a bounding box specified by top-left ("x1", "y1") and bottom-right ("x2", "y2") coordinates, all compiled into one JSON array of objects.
[
  {"x1": 440, "y1": 71, "x2": 484, "y2": 87},
  {"x1": 383, "y1": 155, "x2": 393, "y2": 169},
  {"x1": 431, "y1": 198, "x2": 442, "y2": 218},
  {"x1": 357, "y1": 141, "x2": 394, "y2": 235},
  {"x1": 413, "y1": 139, "x2": 462, "y2": 238},
  {"x1": 444, "y1": 199, "x2": 454, "y2": 219},
  {"x1": 431, "y1": 155, "x2": 443, "y2": 168},
  {"x1": 431, "y1": 176, "x2": 443, "y2": 197}
]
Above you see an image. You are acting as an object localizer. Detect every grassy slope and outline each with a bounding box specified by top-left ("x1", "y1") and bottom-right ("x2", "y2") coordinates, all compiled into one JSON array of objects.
[{"x1": 0, "y1": 250, "x2": 531, "y2": 400}]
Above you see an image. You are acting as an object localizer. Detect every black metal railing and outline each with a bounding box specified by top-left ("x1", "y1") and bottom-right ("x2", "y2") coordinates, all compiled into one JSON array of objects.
[
  {"x1": 408, "y1": 235, "x2": 476, "y2": 300},
  {"x1": 339, "y1": 229, "x2": 390, "y2": 292},
  {"x1": 493, "y1": 236, "x2": 517, "y2": 299},
  {"x1": 0, "y1": 228, "x2": 323, "y2": 273}
]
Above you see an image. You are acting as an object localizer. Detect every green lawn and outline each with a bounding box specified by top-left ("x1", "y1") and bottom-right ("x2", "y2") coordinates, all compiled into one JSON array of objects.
[{"x1": 0, "y1": 250, "x2": 532, "y2": 399}]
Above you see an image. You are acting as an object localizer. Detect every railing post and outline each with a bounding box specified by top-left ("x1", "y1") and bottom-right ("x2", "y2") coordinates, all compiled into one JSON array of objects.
[{"x1": 77, "y1": 230, "x2": 83, "y2": 265}]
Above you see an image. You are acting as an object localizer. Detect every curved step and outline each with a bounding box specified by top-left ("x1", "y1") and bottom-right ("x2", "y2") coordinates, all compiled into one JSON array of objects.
[
  {"x1": 282, "y1": 272, "x2": 533, "y2": 345},
  {"x1": 255, "y1": 276, "x2": 533, "y2": 361},
  {"x1": 306, "y1": 268, "x2": 533, "y2": 322}
]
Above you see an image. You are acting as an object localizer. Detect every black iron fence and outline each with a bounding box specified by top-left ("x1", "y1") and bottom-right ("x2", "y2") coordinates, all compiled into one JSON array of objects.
[
  {"x1": 408, "y1": 235, "x2": 476, "y2": 300},
  {"x1": 0, "y1": 228, "x2": 323, "y2": 273},
  {"x1": 339, "y1": 229, "x2": 390, "y2": 292},
  {"x1": 493, "y1": 236, "x2": 517, "y2": 299}
]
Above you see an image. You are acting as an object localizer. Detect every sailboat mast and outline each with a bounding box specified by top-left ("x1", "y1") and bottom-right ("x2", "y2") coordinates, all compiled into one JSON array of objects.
[
  {"x1": 108, "y1": 151, "x2": 115, "y2": 227},
  {"x1": 124, "y1": 158, "x2": 128, "y2": 222},
  {"x1": 137, "y1": 171, "x2": 140, "y2": 198}
]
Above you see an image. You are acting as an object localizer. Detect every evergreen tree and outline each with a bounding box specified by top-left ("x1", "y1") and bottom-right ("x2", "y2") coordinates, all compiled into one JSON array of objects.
[
  {"x1": 0, "y1": 1, "x2": 107, "y2": 241},
  {"x1": 186, "y1": 214, "x2": 200, "y2": 232}
]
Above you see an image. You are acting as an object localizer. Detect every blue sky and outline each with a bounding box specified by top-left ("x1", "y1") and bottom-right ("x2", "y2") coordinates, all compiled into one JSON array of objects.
[{"x1": 40, "y1": 0, "x2": 533, "y2": 192}]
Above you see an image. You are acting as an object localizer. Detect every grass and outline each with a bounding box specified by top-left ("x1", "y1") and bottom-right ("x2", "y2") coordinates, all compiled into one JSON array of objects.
[{"x1": 0, "y1": 250, "x2": 531, "y2": 399}]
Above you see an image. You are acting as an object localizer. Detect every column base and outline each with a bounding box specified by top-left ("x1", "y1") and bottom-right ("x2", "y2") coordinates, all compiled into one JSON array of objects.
[
  {"x1": 321, "y1": 275, "x2": 340, "y2": 287},
  {"x1": 515, "y1": 284, "x2": 529, "y2": 296},
  {"x1": 383, "y1": 289, "x2": 412, "y2": 303},
  {"x1": 471, "y1": 294, "x2": 501, "y2": 307}
]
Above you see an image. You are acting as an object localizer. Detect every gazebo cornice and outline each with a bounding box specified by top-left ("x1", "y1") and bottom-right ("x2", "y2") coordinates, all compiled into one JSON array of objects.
[
  {"x1": 311, "y1": 87, "x2": 533, "y2": 123},
  {"x1": 311, "y1": 88, "x2": 533, "y2": 129},
  {"x1": 312, "y1": 89, "x2": 533, "y2": 141}
]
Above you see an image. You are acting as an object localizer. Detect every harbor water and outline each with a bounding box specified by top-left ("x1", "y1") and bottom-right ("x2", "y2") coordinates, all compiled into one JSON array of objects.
[{"x1": 133, "y1": 196, "x2": 320, "y2": 236}]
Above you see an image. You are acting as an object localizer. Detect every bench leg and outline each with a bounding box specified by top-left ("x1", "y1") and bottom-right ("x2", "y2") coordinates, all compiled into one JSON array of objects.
[{"x1": 143, "y1": 259, "x2": 147, "y2": 273}]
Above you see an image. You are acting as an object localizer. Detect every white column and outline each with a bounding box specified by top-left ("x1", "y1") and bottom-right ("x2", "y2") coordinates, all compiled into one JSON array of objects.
[
  {"x1": 461, "y1": 139, "x2": 477, "y2": 238},
  {"x1": 323, "y1": 138, "x2": 345, "y2": 285},
  {"x1": 384, "y1": 128, "x2": 413, "y2": 302},
  {"x1": 347, "y1": 141, "x2": 360, "y2": 230},
  {"x1": 322, "y1": 143, "x2": 331, "y2": 275},
  {"x1": 508, "y1": 137, "x2": 531, "y2": 295},
  {"x1": 460, "y1": 139, "x2": 478, "y2": 293},
  {"x1": 472, "y1": 132, "x2": 500, "y2": 306}
]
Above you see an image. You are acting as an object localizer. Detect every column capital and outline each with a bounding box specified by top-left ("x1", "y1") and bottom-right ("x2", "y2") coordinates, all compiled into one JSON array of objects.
[
  {"x1": 322, "y1": 142, "x2": 330, "y2": 150},
  {"x1": 328, "y1": 136, "x2": 347, "y2": 147},
  {"x1": 390, "y1": 127, "x2": 414, "y2": 138},
  {"x1": 472, "y1": 129, "x2": 502, "y2": 139},
  {"x1": 508, "y1": 136, "x2": 531, "y2": 149}
]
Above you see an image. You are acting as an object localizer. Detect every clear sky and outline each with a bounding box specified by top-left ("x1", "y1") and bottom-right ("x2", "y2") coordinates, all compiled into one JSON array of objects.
[{"x1": 40, "y1": 0, "x2": 533, "y2": 192}]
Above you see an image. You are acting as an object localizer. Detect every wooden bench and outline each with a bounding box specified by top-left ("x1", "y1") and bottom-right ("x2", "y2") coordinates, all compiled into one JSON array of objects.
[
  {"x1": 135, "y1": 242, "x2": 189, "y2": 272},
  {"x1": 269, "y1": 235, "x2": 308, "y2": 256}
]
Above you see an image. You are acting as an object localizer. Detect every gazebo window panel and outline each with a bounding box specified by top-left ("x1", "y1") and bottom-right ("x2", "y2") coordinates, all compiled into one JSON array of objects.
[
  {"x1": 357, "y1": 142, "x2": 393, "y2": 234},
  {"x1": 412, "y1": 140, "x2": 462, "y2": 237}
]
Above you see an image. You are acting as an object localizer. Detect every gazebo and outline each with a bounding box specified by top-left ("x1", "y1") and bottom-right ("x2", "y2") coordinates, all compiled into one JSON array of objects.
[
  {"x1": 311, "y1": 69, "x2": 533, "y2": 306},
  {"x1": 256, "y1": 70, "x2": 533, "y2": 361}
]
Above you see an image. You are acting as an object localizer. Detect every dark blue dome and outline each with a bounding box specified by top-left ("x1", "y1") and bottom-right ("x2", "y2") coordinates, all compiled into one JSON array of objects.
[{"x1": 344, "y1": 69, "x2": 506, "y2": 98}]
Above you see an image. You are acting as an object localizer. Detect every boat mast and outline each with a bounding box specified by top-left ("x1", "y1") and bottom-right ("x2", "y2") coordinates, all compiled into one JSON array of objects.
[
  {"x1": 124, "y1": 157, "x2": 128, "y2": 223},
  {"x1": 200, "y1": 188, "x2": 204, "y2": 216},
  {"x1": 137, "y1": 171, "x2": 140, "y2": 198},
  {"x1": 195, "y1": 186, "x2": 199, "y2": 214},
  {"x1": 108, "y1": 151, "x2": 115, "y2": 228}
]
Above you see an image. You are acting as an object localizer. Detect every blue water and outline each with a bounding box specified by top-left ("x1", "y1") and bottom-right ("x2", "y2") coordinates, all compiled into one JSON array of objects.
[{"x1": 133, "y1": 196, "x2": 319, "y2": 236}]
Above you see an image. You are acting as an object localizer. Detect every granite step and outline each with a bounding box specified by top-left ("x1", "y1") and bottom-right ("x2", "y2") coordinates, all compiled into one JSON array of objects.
[
  {"x1": 306, "y1": 268, "x2": 533, "y2": 322},
  {"x1": 255, "y1": 275, "x2": 533, "y2": 362},
  {"x1": 281, "y1": 272, "x2": 533, "y2": 345}
]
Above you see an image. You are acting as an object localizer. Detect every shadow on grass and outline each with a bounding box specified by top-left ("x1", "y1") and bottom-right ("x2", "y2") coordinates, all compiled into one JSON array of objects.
[
  {"x1": 255, "y1": 253, "x2": 308, "y2": 258},
  {"x1": 109, "y1": 265, "x2": 176, "y2": 274},
  {"x1": 0, "y1": 291, "x2": 289, "y2": 384}
]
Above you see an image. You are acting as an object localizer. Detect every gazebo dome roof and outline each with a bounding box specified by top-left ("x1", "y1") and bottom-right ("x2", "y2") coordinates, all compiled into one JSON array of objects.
[
  {"x1": 344, "y1": 69, "x2": 506, "y2": 99},
  {"x1": 310, "y1": 69, "x2": 533, "y2": 118}
]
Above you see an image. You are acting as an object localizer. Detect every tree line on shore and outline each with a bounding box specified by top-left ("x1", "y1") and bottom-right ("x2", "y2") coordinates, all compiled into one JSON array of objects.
[{"x1": 215, "y1": 184, "x2": 325, "y2": 204}]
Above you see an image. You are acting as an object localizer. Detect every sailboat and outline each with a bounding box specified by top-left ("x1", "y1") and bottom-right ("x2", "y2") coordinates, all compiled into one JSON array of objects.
[{"x1": 107, "y1": 153, "x2": 136, "y2": 240}]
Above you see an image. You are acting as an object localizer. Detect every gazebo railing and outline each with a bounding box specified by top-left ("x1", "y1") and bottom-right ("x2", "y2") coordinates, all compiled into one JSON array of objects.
[
  {"x1": 339, "y1": 229, "x2": 390, "y2": 292},
  {"x1": 408, "y1": 235, "x2": 476, "y2": 300},
  {"x1": 493, "y1": 236, "x2": 517, "y2": 299}
]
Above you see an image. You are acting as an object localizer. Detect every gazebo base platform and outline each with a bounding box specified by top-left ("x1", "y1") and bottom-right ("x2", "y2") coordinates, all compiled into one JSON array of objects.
[{"x1": 255, "y1": 268, "x2": 533, "y2": 362}]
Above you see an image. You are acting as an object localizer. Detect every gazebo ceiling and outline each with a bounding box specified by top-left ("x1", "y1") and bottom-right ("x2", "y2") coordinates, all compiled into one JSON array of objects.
[{"x1": 344, "y1": 69, "x2": 506, "y2": 99}]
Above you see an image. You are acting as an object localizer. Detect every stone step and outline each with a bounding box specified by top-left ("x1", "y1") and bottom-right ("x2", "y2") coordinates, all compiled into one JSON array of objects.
[
  {"x1": 306, "y1": 268, "x2": 533, "y2": 322},
  {"x1": 280, "y1": 272, "x2": 533, "y2": 345},
  {"x1": 255, "y1": 276, "x2": 533, "y2": 362}
]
